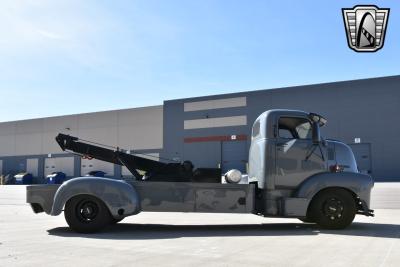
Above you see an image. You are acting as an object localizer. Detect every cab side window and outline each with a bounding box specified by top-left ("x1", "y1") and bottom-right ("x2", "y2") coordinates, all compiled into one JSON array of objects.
[{"x1": 278, "y1": 117, "x2": 312, "y2": 139}]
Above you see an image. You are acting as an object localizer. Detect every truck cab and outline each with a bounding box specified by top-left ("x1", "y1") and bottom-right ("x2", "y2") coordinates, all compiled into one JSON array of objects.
[
  {"x1": 249, "y1": 110, "x2": 373, "y2": 223},
  {"x1": 249, "y1": 109, "x2": 327, "y2": 189}
]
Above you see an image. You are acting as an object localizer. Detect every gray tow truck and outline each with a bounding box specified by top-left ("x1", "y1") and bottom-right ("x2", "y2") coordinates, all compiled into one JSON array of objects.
[{"x1": 27, "y1": 109, "x2": 374, "y2": 233}]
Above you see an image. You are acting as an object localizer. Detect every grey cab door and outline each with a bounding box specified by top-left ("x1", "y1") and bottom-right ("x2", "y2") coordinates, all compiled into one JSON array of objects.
[{"x1": 275, "y1": 116, "x2": 326, "y2": 188}]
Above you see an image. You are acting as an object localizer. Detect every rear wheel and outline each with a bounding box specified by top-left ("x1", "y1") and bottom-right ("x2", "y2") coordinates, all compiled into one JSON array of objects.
[
  {"x1": 309, "y1": 188, "x2": 356, "y2": 230},
  {"x1": 64, "y1": 194, "x2": 112, "y2": 233}
]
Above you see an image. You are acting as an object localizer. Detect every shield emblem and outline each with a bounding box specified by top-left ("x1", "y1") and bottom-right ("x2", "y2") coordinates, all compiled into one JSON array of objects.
[{"x1": 342, "y1": 5, "x2": 390, "y2": 52}]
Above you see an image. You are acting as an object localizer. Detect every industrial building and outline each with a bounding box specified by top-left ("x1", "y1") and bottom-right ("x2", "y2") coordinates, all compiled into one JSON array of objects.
[{"x1": 0, "y1": 75, "x2": 399, "y2": 182}]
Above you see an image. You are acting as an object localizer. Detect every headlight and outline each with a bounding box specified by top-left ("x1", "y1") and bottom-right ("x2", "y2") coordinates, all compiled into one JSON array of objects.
[{"x1": 224, "y1": 169, "x2": 242, "y2": 183}]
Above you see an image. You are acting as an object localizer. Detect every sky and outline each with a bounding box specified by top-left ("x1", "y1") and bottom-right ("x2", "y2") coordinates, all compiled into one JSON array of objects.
[{"x1": 0, "y1": 0, "x2": 399, "y2": 122}]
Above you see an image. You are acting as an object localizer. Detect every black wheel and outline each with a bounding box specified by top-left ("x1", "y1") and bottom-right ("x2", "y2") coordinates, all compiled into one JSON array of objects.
[
  {"x1": 64, "y1": 194, "x2": 112, "y2": 233},
  {"x1": 309, "y1": 188, "x2": 356, "y2": 230}
]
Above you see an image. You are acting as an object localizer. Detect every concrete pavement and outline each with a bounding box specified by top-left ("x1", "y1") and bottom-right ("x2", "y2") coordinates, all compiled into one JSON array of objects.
[{"x1": 0, "y1": 183, "x2": 399, "y2": 267}]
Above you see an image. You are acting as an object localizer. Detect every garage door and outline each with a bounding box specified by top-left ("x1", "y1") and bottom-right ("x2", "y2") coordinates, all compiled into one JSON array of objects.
[
  {"x1": 222, "y1": 141, "x2": 247, "y2": 173},
  {"x1": 44, "y1": 157, "x2": 75, "y2": 177},
  {"x1": 26, "y1": 158, "x2": 39, "y2": 177},
  {"x1": 183, "y1": 142, "x2": 221, "y2": 169},
  {"x1": 81, "y1": 158, "x2": 114, "y2": 176},
  {"x1": 348, "y1": 143, "x2": 372, "y2": 174}
]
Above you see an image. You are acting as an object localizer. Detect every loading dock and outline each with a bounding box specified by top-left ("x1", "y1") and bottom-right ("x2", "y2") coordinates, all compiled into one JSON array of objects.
[
  {"x1": 81, "y1": 158, "x2": 114, "y2": 177},
  {"x1": 26, "y1": 158, "x2": 39, "y2": 177}
]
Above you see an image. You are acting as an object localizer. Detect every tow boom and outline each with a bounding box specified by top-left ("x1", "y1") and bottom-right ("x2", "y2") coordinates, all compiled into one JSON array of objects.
[{"x1": 55, "y1": 133, "x2": 220, "y2": 182}]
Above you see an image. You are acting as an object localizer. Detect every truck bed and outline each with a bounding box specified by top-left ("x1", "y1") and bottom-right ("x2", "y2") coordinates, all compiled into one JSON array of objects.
[
  {"x1": 26, "y1": 184, "x2": 60, "y2": 214},
  {"x1": 27, "y1": 181, "x2": 255, "y2": 215}
]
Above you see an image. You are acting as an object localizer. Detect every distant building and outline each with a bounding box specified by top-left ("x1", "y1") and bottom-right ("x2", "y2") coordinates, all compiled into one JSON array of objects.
[{"x1": 0, "y1": 75, "x2": 399, "y2": 181}]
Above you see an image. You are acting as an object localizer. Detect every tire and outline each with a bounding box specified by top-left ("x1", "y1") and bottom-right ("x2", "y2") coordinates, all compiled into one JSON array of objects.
[
  {"x1": 309, "y1": 188, "x2": 356, "y2": 230},
  {"x1": 64, "y1": 194, "x2": 112, "y2": 233}
]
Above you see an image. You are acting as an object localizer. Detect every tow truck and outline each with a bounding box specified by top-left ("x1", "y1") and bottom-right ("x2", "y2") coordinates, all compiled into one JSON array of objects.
[{"x1": 26, "y1": 109, "x2": 374, "y2": 233}]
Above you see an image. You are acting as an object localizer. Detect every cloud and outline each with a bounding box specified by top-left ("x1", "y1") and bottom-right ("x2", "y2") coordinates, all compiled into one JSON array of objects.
[
  {"x1": 0, "y1": 0, "x2": 116, "y2": 69},
  {"x1": 0, "y1": 0, "x2": 187, "y2": 83},
  {"x1": 36, "y1": 29, "x2": 67, "y2": 40},
  {"x1": 0, "y1": 1, "x2": 65, "y2": 47}
]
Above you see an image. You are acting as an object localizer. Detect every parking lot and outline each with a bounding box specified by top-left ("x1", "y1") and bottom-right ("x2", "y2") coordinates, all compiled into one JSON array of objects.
[{"x1": 0, "y1": 183, "x2": 399, "y2": 267}]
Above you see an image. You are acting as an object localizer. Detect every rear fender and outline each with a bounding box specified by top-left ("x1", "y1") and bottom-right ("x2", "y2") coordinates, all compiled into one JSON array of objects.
[{"x1": 51, "y1": 177, "x2": 141, "y2": 219}]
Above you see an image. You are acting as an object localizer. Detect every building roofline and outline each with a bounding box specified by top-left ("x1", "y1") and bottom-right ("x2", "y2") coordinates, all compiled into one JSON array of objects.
[
  {"x1": 1, "y1": 74, "x2": 399, "y2": 123},
  {"x1": 0, "y1": 104, "x2": 163, "y2": 124},
  {"x1": 165, "y1": 74, "x2": 400, "y2": 103}
]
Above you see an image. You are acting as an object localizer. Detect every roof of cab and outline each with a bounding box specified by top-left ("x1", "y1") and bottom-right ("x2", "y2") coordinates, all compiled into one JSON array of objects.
[{"x1": 254, "y1": 109, "x2": 309, "y2": 125}]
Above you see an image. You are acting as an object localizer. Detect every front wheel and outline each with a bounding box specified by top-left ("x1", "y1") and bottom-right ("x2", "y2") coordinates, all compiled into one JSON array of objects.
[
  {"x1": 64, "y1": 194, "x2": 112, "y2": 233},
  {"x1": 309, "y1": 188, "x2": 356, "y2": 230}
]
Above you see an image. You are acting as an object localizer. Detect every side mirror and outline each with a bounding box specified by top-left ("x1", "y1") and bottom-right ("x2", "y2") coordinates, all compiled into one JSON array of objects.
[{"x1": 312, "y1": 121, "x2": 321, "y2": 144}]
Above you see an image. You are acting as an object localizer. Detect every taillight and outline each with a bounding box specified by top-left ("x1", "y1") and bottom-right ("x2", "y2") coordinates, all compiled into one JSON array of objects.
[{"x1": 330, "y1": 164, "x2": 344, "y2": 173}]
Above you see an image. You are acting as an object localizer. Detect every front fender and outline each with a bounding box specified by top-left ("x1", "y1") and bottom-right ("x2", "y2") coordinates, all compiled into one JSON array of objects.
[
  {"x1": 294, "y1": 172, "x2": 374, "y2": 208},
  {"x1": 51, "y1": 177, "x2": 141, "y2": 218}
]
